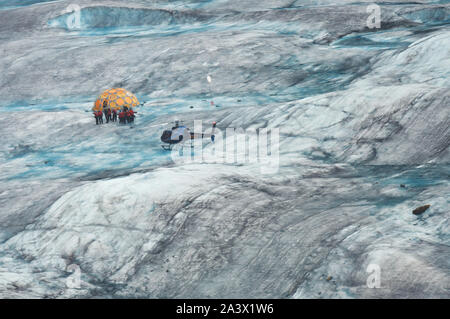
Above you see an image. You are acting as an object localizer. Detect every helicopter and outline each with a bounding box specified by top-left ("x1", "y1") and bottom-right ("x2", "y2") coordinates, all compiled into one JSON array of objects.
[{"x1": 160, "y1": 120, "x2": 217, "y2": 151}]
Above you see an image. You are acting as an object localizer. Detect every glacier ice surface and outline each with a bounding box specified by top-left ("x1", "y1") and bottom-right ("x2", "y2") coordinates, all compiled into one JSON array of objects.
[{"x1": 0, "y1": 0, "x2": 448, "y2": 298}]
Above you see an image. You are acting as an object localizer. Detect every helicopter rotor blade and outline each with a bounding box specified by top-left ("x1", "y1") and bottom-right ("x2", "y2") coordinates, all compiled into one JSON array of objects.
[{"x1": 148, "y1": 122, "x2": 169, "y2": 128}]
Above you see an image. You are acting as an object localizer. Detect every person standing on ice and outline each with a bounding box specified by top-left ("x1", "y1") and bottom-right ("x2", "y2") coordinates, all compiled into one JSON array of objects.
[
  {"x1": 126, "y1": 108, "x2": 130, "y2": 123},
  {"x1": 119, "y1": 110, "x2": 125, "y2": 124},
  {"x1": 128, "y1": 108, "x2": 135, "y2": 123},
  {"x1": 106, "y1": 108, "x2": 112, "y2": 123},
  {"x1": 123, "y1": 107, "x2": 129, "y2": 123},
  {"x1": 112, "y1": 109, "x2": 117, "y2": 122},
  {"x1": 102, "y1": 101, "x2": 109, "y2": 123},
  {"x1": 94, "y1": 110, "x2": 99, "y2": 125},
  {"x1": 98, "y1": 110, "x2": 103, "y2": 124}
]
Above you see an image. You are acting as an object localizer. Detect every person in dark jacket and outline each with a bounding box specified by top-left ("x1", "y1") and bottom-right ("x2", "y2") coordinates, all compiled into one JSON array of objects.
[
  {"x1": 106, "y1": 108, "x2": 112, "y2": 123},
  {"x1": 102, "y1": 101, "x2": 108, "y2": 123},
  {"x1": 112, "y1": 109, "x2": 117, "y2": 122},
  {"x1": 101, "y1": 101, "x2": 108, "y2": 123},
  {"x1": 123, "y1": 107, "x2": 129, "y2": 123}
]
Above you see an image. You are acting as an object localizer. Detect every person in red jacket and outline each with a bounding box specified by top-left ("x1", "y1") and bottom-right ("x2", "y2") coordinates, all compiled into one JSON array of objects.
[
  {"x1": 98, "y1": 110, "x2": 103, "y2": 124},
  {"x1": 118, "y1": 110, "x2": 125, "y2": 124},
  {"x1": 127, "y1": 109, "x2": 135, "y2": 123},
  {"x1": 94, "y1": 111, "x2": 99, "y2": 125}
]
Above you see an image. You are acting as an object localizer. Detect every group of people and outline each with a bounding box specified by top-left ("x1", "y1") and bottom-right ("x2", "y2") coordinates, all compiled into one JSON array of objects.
[
  {"x1": 118, "y1": 107, "x2": 135, "y2": 124},
  {"x1": 94, "y1": 101, "x2": 135, "y2": 125}
]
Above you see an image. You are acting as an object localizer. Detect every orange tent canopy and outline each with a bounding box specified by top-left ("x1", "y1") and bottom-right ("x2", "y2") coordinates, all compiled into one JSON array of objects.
[{"x1": 93, "y1": 88, "x2": 139, "y2": 111}]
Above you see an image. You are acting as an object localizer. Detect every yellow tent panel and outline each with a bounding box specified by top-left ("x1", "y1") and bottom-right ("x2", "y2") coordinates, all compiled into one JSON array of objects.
[{"x1": 93, "y1": 88, "x2": 140, "y2": 111}]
